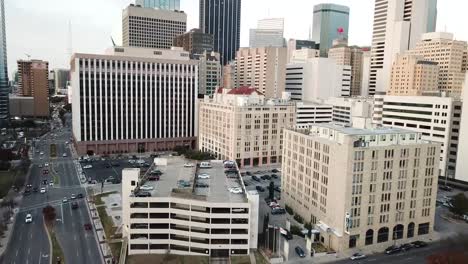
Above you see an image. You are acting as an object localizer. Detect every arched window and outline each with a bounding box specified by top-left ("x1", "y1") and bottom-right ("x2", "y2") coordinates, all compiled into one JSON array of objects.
[
  {"x1": 407, "y1": 222, "x2": 415, "y2": 238},
  {"x1": 365, "y1": 229, "x2": 374, "y2": 245},
  {"x1": 393, "y1": 224, "x2": 404, "y2": 240},
  {"x1": 377, "y1": 227, "x2": 389, "y2": 243}
]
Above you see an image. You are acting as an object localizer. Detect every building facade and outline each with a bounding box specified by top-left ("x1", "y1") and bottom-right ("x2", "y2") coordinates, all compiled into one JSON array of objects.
[
  {"x1": 368, "y1": 0, "x2": 437, "y2": 95},
  {"x1": 311, "y1": 3, "x2": 350, "y2": 57},
  {"x1": 198, "y1": 51, "x2": 221, "y2": 96},
  {"x1": 455, "y1": 82, "x2": 468, "y2": 183},
  {"x1": 70, "y1": 46, "x2": 198, "y2": 155},
  {"x1": 199, "y1": 0, "x2": 241, "y2": 65},
  {"x1": 295, "y1": 101, "x2": 333, "y2": 128},
  {"x1": 373, "y1": 94, "x2": 462, "y2": 179},
  {"x1": 199, "y1": 87, "x2": 295, "y2": 167},
  {"x1": 285, "y1": 58, "x2": 351, "y2": 101},
  {"x1": 328, "y1": 41, "x2": 365, "y2": 96},
  {"x1": 135, "y1": 0, "x2": 180, "y2": 10},
  {"x1": 408, "y1": 32, "x2": 467, "y2": 96},
  {"x1": 287, "y1": 39, "x2": 318, "y2": 62},
  {"x1": 173, "y1": 28, "x2": 214, "y2": 59},
  {"x1": 283, "y1": 123, "x2": 439, "y2": 252},
  {"x1": 388, "y1": 54, "x2": 439, "y2": 96},
  {"x1": 15, "y1": 60, "x2": 49, "y2": 117},
  {"x1": 0, "y1": 0, "x2": 8, "y2": 121},
  {"x1": 122, "y1": 5, "x2": 187, "y2": 49},
  {"x1": 249, "y1": 18, "x2": 285, "y2": 48},
  {"x1": 53, "y1": 68, "x2": 70, "y2": 95},
  {"x1": 236, "y1": 47, "x2": 287, "y2": 99},
  {"x1": 222, "y1": 61, "x2": 238, "y2": 89},
  {"x1": 122, "y1": 158, "x2": 259, "y2": 256}
]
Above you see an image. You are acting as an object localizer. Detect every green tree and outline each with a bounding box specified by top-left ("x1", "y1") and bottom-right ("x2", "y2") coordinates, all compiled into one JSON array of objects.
[{"x1": 450, "y1": 193, "x2": 468, "y2": 216}]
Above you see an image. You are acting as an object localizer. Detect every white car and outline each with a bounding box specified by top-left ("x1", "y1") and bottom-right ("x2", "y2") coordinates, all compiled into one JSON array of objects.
[
  {"x1": 184, "y1": 163, "x2": 194, "y2": 167},
  {"x1": 45, "y1": 163, "x2": 49, "y2": 167},
  {"x1": 62, "y1": 153, "x2": 67, "y2": 157},
  {"x1": 62, "y1": 197, "x2": 68, "y2": 203},
  {"x1": 140, "y1": 184, "x2": 154, "y2": 191},
  {"x1": 40, "y1": 187, "x2": 46, "y2": 193},
  {"x1": 40, "y1": 152, "x2": 44, "y2": 155},
  {"x1": 350, "y1": 253, "x2": 367, "y2": 260},
  {"x1": 83, "y1": 165, "x2": 93, "y2": 169},
  {"x1": 229, "y1": 187, "x2": 243, "y2": 194},
  {"x1": 25, "y1": 214, "x2": 33, "y2": 223},
  {"x1": 65, "y1": 141, "x2": 69, "y2": 144},
  {"x1": 198, "y1": 173, "x2": 210, "y2": 179}
]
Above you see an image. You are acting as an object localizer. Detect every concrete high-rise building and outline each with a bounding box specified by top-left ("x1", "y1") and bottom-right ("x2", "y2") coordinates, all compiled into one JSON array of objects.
[
  {"x1": 328, "y1": 40, "x2": 365, "y2": 96},
  {"x1": 198, "y1": 51, "x2": 221, "y2": 96},
  {"x1": 455, "y1": 79, "x2": 468, "y2": 183},
  {"x1": 388, "y1": 54, "x2": 439, "y2": 96},
  {"x1": 199, "y1": 0, "x2": 241, "y2": 65},
  {"x1": 135, "y1": 0, "x2": 180, "y2": 10},
  {"x1": 0, "y1": 0, "x2": 8, "y2": 121},
  {"x1": 199, "y1": 87, "x2": 295, "y2": 167},
  {"x1": 121, "y1": 158, "x2": 259, "y2": 256},
  {"x1": 295, "y1": 101, "x2": 333, "y2": 128},
  {"x1": 236, "y1": 47, "x2": 287, "y2": 98},
  {"x1": 408, "y1": 32, "x2": 467, "y2": 96},
  {"x1": 249, "y1": 18, "x2": 285, "y2": 48},
  {"x1": 373, "y1": 94, "x2": 462, "y2": 179},
  {"x1": 122, "y1": 5, "x2": 186, "y2": 49},
  {"x1": 222, "y1": 61, "x2": 238, "y2": 89},
  {"x1": 361, "y1": 48, "x2": 371, "y2": 96},
  {"x1": 311, "y1": 3, "x2": 350, "y2": 57},
  {"x1": 173, "y1": 28, "x2": 213, "y2": 59},
  {"x1": 12, "y1": 60, "x2": 49, "y2": 117},
  {"x1": 368, "y1": 0, "x2": 437, "y2": 95},
  {"x1": 53, "y1": 69, "x2": 70, "y2": 95},
  {"x1": 285, "y1": 58, "x2": 351, "y2": 101},
  {"x1": 289, "y1": 48, "x2": 320, "y2": 63},
  {"x1": 70, "y1": 46, "x2": 198, "y2": 155},
  {"x1": 287, "y1": 39, "x2": 318, "y2": 62},
  {"x1": 283, "y1": 122, "x2": 439, "y2": 252}
]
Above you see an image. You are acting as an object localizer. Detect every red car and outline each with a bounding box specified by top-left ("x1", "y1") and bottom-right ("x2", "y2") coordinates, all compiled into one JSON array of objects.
[{"x1": 84, "y1": 223, "x2": 92, "y2": 231}]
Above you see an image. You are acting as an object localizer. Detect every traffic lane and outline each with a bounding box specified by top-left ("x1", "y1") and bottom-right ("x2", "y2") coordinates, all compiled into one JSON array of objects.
[{"x1": 333, "y1": 245, "x2": 436, "y2": 264}]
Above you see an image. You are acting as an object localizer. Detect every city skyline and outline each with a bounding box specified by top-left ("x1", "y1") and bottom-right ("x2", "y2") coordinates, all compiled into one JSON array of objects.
[{"x1": 5, "y1": 0, "x2": 468, "y2": 74}]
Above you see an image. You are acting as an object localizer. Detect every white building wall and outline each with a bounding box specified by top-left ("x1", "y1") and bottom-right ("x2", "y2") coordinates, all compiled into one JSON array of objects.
[{"x1": 455, "y1": 75, "x2": 468, "y2": 183}]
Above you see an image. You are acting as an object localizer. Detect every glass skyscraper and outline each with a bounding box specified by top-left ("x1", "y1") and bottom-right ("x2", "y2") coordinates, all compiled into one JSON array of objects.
[
  {"x1": 199, "y1": 0, "x2": 241, "y2": 65},
  {"x1": 311, "y1": 3, "x2": 350, "y2": 57},
  {"x1": 135, "y1": 0, "x2": 180, "y2": 10},
  {"x1": 0, "y1": 0, "x2": 9, "y2": 120}
]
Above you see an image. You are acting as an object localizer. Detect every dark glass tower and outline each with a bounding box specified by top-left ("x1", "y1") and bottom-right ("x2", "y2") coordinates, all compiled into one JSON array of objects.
[
  {"x1": 0, "y1": 0, "x2": 8, "y2": 120},
  {"x1": 199, "y1": 0, "x2": 241, "y2": 65}
]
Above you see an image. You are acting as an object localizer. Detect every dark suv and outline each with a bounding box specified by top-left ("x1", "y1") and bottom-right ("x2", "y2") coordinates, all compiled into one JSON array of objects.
[{"x1": 255, "y1": 186, "x2": 265, "y2": 192}]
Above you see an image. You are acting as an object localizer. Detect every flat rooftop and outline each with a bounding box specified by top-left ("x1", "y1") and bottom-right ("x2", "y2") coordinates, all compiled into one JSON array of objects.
[
  {"x1": 142, "y1": 156, "x2": 247, "y2": 203},
  {"x1": 312, "y1": 123, "x2": 417, "y2": 136}
]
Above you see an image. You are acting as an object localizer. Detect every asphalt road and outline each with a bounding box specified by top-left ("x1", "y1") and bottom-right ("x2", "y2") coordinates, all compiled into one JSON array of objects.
[{"x1": 3, "y1": 113, "x2": 102, "y2": 264}]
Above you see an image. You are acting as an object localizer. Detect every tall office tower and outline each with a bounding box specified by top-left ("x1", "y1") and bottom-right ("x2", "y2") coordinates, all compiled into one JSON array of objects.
[
  {"x1": 285, "y1": 57, "x2": 351, "y2": 101},
  {"x1": 199, "y1": 87, "x2": 295, "y2": 167},
  {"x1": 122, "y1": 5, "x2": 186, "y2": 49},
  {"x1": 456, "y1": 82, "x2": 468, "y2": 183},
  {"x1": 15, "y1": 60, "x2": 49, "y2": 117},
  {"x1": 235, "y1": 47, "x2": 287, "y2": 99},
  {"x1": 328, "y1": 40, "x2": 365, "y2": 96},
  {"x1": 368, "y1": 0, "x2": 437, "y2": 95},
  {"x1": 311, "y1": 3, "x2": 349, "y2": 57},
  {"x1": 135, "y1": 0, "x2": 180, "y2": 10},
  {"x1": 70, "y1": 46, "x2": 198, "y2": 155},
  {"x1": 198, "y1": 51, "x2": 221, "y2": 96},
  {"x1": 373, "y1": 94, "x2": 462, "y2": 178},
  {"x1": 53, "y1": 69, "x2": 70, "y2": 95},
  {"x1": 249, "y1": 18, "x2": 285, "y2": 48},
  {"x1": 388, "y1": 54, "x2": 439, "y2": 96},
  {"x1": 283, "y1": 122, "x2": 439, "y2": 252},
  {"x1": 0, "y1": 0, "x2": 8, "y2": 121},
  {"x1": 173, "y1": 28, "x2": 213, "y2": 59},
  {"x1": 287, "y1": 39, "x2": 318, "y2": 62},
  {"x1": 222, "y1": 61, "x2": 238, "y2": 89},
  {"x1": 199, "y1": 0, "x2": 241, "y2": 65},
  {"x1": 361, "y1": 48, "x2": 371, "y2": 96},
  {"x1": 408, "y1": 32, "x2": 467, "y2": 96}
]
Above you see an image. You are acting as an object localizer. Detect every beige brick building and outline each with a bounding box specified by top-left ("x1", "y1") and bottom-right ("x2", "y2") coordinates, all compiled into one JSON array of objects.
[
  {"x1": 15, "y1": 59, "x2": 49, "y2": 117},
  {"x1": 328, "y1": 40, "x2": 365, "y2": 96},
  {"x1": 388, "y1": 54, "x2": 439, "y2": 96},
  {"x1": 199, "y1": 87, "x2": 295, "y2": 167},
  {"x1": 282, "y1": 122, "x2": 439, "y2": 252},
  {"x1": 408, "y1": 32, "x2": 467, "y2": 96},
  {"x1": 235, "y1": 47, "x2": 287, "y2": 98}
]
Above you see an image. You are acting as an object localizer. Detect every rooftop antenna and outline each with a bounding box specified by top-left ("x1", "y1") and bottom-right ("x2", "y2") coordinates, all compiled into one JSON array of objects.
[
  {"x1": 111, "y1": 36, "x2": 116, "y2": 47},
  {"x1": 25, "y1": 53, "x2": 31, "y2": 60},
  {"x1": 68, "y1": 20, "x2": 73, "y2": 57}
]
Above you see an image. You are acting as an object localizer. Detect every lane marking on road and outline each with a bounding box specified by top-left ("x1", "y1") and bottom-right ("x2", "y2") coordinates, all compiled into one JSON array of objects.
[
  {"x1": 16, "y1": 250, "x2": 18, "y2": 256},
  {"x1": 61, "y1": 203, "x2": 64, "y2": 224},
  {"x1": 28, "y1": 248, "x2": 30, "y2": 255},
  {"x1": 38, "y1": 251, "x2": 41, "y2": 264}
]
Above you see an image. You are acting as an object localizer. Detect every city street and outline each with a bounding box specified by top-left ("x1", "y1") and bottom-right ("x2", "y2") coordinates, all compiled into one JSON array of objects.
[{"x1": 3, "y1": 113, "x2": 102, "y2": 264}]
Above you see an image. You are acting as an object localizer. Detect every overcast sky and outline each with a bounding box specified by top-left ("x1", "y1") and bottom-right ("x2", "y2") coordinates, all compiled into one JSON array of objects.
[{"x1": 5, "y1": 0, "x2": 468, "y2": 76}]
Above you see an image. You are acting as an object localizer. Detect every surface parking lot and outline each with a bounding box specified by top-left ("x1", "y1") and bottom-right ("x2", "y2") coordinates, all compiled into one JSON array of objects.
[{"x1": 80, "y1": 156, "x2": 153, "y2": 184}]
